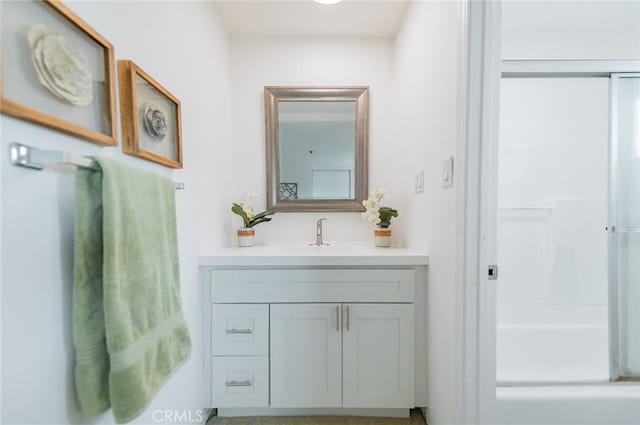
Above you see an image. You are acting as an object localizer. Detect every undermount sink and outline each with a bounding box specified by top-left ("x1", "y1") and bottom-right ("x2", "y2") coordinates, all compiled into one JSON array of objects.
[{"x1": 283, "y1": 241, "x2": 372, "y2": 251}]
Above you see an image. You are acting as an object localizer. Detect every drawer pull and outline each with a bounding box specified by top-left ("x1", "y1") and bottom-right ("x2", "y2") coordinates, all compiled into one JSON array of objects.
[
  {"x1": 225, "y1": 380, "x2": 253, "y2": 387},
  {"x1": 226, "y1": 328, "x2": 253, "y2": 334}
]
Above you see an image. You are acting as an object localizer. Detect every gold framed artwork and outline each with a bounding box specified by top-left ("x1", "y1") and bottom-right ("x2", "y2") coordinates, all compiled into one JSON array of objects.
[
  {"x1": 118, "y1": 60, "x2": 183, "y2": 169},
  {"x1": 0, "y1": 0, "x2": 117, "y2": 146}
]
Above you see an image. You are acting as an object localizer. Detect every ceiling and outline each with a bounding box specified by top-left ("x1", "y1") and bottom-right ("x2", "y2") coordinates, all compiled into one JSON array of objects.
[{"x1": 215, "y1": 0, "x2": 411, "y2": 37}]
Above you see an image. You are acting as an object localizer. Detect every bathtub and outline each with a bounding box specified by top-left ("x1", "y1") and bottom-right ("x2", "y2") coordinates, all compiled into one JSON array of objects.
[
  {"x1": 497, "y1": 305, "x2": 609, "y2": 381},
  {"x1": 496, "y1": 305, "x2": 640, "y2": 425},
  {"x1": 495, "y1": 384, "x2": 640, "y2": 425}
]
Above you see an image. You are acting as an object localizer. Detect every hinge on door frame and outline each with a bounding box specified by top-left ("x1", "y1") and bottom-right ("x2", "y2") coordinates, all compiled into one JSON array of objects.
[{"x1": 488, "y1": 265, "x2": 498, "y2": 280}]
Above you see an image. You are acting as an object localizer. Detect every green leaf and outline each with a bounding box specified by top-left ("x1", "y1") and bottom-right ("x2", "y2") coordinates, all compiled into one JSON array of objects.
[
  {"x1": 249, "y1": 216, "x2": 273, "y2": 228},
  {"x1": 231, "y1": 203, "x2": 250, "y2": 228},
  {"x1": 378, "y1": 206, "x2": 399, "y2": 228},
  {"x1": 253, "y1": 210, "x2": 274, "y2": 221}
]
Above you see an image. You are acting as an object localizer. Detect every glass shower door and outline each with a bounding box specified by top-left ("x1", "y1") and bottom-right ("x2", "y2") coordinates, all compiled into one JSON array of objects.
[{"x1": 610, "y1": 74, "x2": 640, "y2": 380}]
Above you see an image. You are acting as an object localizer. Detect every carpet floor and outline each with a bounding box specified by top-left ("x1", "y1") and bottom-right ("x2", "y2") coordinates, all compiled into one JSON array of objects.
[{"x1": 207, "y1": 409, "x2": 426, "y2": 425}]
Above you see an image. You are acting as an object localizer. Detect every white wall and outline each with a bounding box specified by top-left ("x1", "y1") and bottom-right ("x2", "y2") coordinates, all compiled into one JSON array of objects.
[
  {"x1": 228, "y1": 36, "x2": 395, "y2": 244},
  {"x1": 502, "y1": 0, "x2": 640, "y2": 60},
  {"x1": 393, "y1": 1, "x2": 462, "y2": 424},
  {"x1": 1, "y1": 1, "x2": 232, "y2": 424}
]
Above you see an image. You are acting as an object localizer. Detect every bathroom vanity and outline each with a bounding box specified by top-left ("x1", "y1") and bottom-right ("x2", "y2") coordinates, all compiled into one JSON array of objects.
[{"x1": 199, "y1": 246, "x2": 428, "y2": 417}]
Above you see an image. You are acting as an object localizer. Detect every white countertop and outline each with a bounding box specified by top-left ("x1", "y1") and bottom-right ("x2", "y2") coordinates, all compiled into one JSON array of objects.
[{"x1": 199, "y1": 243, "x2": 429, "y2": 267}]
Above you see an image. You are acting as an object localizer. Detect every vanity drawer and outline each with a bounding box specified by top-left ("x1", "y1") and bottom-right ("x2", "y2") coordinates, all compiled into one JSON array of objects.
[
  {"x1": 210, "y1": 269, "x2": 415, "y2": 303},
  {"x1": 212, "y1": 356, "x2": 269, "y2": 407},
  {"x1": 212, "y1": 304, "x2": 268, "y2": 356}
]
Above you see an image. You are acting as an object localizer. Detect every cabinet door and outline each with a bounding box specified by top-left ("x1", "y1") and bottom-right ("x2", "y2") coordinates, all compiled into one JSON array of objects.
[
  {"x1": 270, "y1": 303, "x2": 342, "y2": 407},
  {"x1": 342, "y1": 304, "x2": 415, "y2": 408}
]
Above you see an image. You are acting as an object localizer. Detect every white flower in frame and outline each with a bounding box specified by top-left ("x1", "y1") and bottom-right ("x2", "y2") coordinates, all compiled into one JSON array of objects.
[{"x1": 28, "y1": 25, "x2": 93, "y2": 106}]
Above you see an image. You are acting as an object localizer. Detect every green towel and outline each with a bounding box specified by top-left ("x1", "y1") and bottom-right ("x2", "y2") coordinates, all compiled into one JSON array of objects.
[{"x1": 73, "y1": 157, "x2": 191, "y2": 423}]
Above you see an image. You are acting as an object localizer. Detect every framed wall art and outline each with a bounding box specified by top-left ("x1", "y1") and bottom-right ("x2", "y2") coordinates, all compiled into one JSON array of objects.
[
  {"x1": 0, "y1": 0, "x2": 117, "y2": 146},
  {"x1": 118, "y1": 60, "x2": 182, "y2": 169}
]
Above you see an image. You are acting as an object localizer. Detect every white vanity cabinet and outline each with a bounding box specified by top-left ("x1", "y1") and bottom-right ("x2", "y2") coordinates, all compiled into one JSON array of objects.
[
  {"x1": 270, "y1": 303, "x2": 414, "y2": 408},
  {"x1": 200, "y1": 247, "x2": 428, "y2": 417},
  {"x1": 342, "y1": 303, "x2": 414, "y2": 408},
  {"x1": 270, "y1": 303, "x2": 343, "y2": 408}
]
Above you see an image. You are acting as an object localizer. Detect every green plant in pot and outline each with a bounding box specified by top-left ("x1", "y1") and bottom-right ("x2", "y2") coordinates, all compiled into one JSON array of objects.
[{"x1": 231, "y1": 193, "x2": 274, "y2": 247}]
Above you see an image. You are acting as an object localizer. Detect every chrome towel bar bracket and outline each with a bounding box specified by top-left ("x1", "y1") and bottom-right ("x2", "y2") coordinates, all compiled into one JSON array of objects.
[{"x1": 9, "y1": 142, "x2": 185, "y2": 190}]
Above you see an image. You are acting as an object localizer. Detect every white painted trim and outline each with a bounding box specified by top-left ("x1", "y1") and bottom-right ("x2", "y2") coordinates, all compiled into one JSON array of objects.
[
  {"x1": 454, "y1": 0, "x2": 471, "y2": 421},
  {"x1": 477, "y1": 2, "x2": 502, "y2": 423},
  {"x1": 457, "y1": 0, "x2": 502, "y2": 424},
  {"x1": 502, "y1": 59, "x2": 640, "y2": 77},
  {"x1": 455, "y1": 0, "x2": 472, "y2": 422},
  {"x1": 216, "y1": 408, "x2": 410, "y2": 418}
]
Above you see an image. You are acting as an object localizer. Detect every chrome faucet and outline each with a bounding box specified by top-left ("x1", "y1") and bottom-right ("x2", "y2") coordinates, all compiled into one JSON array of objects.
[{"x1": 311, "y1": 218, "x2": 329, "y2": 246}]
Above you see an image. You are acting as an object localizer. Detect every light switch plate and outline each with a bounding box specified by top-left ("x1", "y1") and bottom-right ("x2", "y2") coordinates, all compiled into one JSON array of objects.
[
  {"x1": 415, "y1": 170, "x2": 424, "y2": 193},
  {"x1": 442, "y1": 157, "x2": 454, "y2": 188}
]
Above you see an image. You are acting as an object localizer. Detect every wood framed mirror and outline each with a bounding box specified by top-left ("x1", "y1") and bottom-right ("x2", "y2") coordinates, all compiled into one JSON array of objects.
[{"x1": 265, "y1": 86, "x2": 369, "y2": 212}]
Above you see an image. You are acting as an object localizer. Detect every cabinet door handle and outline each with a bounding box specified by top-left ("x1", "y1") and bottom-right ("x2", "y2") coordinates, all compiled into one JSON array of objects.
[
  {"x1": 346, "y1": 305, "x2": 350, "y2": 331},
  {"x1": 225, "y1": 380, "x2": 253, "y2": 387},
  {"x1": 336, "y1": 305, "x2": 340, "y2": 332},
  {"x1": 225, "y1": 328, "x2": 253, "y2": 334}
]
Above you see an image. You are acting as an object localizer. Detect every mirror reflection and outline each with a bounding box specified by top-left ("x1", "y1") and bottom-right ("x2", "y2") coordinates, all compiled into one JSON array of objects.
[{"x1": 278, "y1": 101, "x2": 356, "y2": 200}]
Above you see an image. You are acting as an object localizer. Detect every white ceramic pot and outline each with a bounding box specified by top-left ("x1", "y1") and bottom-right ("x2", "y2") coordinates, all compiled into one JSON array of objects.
[
  {"x1": 237, "y1": 228, "x2": 255, "y2": 247},
  {"x1": 374, "y1": 228, "x2": 392, "y2": 247}
]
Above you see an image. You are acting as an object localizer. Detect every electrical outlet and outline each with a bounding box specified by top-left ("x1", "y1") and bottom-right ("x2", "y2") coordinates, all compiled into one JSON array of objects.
[{"x1": 415, "y1": 170, "x2": 424, "y2": 193}]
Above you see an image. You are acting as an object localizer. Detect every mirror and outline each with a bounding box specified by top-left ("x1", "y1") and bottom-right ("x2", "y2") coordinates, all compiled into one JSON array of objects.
[{"x1": 265, "y1": 86, "x2": 369, "y2": 212}]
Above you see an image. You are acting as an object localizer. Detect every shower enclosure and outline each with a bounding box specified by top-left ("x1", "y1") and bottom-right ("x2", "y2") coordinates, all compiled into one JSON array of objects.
[
  {"x1": 495, "y1": 71, "x2": 640, "y2": 424},
  {"x1": 610, "y1": 74, "x2": 640, "y2": 381}
]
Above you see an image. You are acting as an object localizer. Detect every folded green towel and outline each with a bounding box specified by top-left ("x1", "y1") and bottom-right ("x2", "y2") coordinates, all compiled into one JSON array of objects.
[{"x1": 73, "y1": 157, "x2": 191, "y2": 423}]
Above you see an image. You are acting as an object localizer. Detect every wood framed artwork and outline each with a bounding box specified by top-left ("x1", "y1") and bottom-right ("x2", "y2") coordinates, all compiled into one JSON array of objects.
[
  {"x1": 118, "y1": 60, "x2": 183, "y2": 169},
  {"x1": 0, "y1": 0, "x2": 117, "y2": 146}
]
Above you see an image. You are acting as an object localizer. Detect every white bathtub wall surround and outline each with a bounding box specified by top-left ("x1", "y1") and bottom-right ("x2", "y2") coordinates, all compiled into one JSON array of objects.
[
  {"x1": 200, "y1": 248, "x2": 428, "y2": 417},
  {"x1": 502, "y1": 0, "x2": 640, "y2": 60},
  {"x1": 496, "y1": 385, "x2": 640, "y2": 425},
  {"x1": 497, "y1": 200, "x2": 608, "y2": 307},
  {"x1": 393, "y1": 2, "x2": 462, "y2": 424},
  {"x1": 228, "y1": 36, "x2": 395, "y2": 244},
  {"x1": 1, "y1": 2, "x2": 232, "y2": 424},
  {"x1": 497, "y1": 77, "x2": 610, "y2": 382}
]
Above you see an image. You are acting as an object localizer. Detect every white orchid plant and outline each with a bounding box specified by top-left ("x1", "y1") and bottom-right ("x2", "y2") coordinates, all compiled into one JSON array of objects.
[
  {"x1": 231, "y1": 192, "x2": 274, "y2": 228},
  {"x1": 361, "y1": 188, "x2": 399, "y2": 228}
]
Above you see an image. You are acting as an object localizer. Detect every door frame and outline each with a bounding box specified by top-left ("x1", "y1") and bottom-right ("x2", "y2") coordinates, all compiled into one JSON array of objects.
[
  {"x1": 456, "y1": 0, "x2": 502, "y2": 424},
  {"x1": 460, "y1": 4, "x2": 640, "y2": 424}
]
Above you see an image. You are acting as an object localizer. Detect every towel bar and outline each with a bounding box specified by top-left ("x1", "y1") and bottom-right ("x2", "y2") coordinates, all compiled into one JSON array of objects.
[{"x1": 9, "y1": 143, "x2": 185, "y2": 190}]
